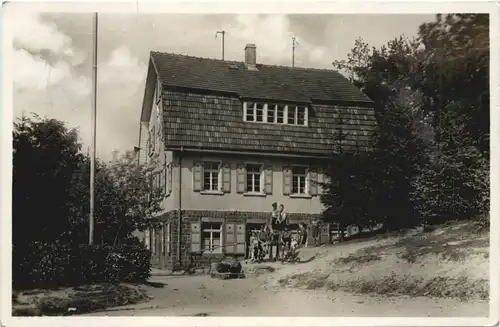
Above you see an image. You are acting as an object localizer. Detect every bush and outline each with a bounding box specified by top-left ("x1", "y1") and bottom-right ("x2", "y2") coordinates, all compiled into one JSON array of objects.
[{"x1": 13, "y1": 241, "x2": 151, "y2": 290}]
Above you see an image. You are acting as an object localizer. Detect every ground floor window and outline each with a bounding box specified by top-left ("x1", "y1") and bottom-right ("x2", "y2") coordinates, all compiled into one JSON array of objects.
[{"x1": 202, "y1": 222, "x2": 222, "y2": 253}]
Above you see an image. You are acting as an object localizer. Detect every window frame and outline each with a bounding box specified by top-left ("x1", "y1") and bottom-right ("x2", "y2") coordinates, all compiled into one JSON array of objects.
[
  {"x1": 291, "y1": 165, "x2": 309, "y2": 195},
  {"x1": 243, "y1": 101, "x2": 308, "y2": 126},
  {"x1": 201, "y1": 221, "x2": 223, "y2": 253},
  {"x1": 245, "y1": 163, "x2": 264, "y2": 194},
  {"x1": 203, "y1": 161, "x2": 222, "y2": 192}
]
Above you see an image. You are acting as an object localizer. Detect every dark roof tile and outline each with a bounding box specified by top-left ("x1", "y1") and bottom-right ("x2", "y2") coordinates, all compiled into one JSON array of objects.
[{"x1": 151, "y1": 51, "x2": 372, "y2": 103}]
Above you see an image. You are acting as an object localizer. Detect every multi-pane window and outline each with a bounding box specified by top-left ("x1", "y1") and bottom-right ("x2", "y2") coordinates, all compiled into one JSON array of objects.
[
  {"x1": 203, "y1": 161, "x2": 220, "y2": 191},
  {"x1": 256, "y1": 103, "x2": 264, "y2": 122},
  {"x1": 245, "y1": 102, "x2": 255, "y2": 121},
  {"x1": 276, "y1": 105, "x2": 285, "y2": 123},
  {"x1": 297, "y1": 106, "x2": 307, "y2": 125},
  {"x1": 287, "y1": 106, "x2": 296, "y2": 125},
  {"x1": 243, "y1": 102, "x2": 307, "y2": 126},
  {"x1": 246, "y1": 164, "x2": 262, "y2": 193},
  {"x1": 292, "y1": 166, "x2": 308, "y2": 194},
  {"x1": 267, "y1": 105, "x2": 275, "y2": 123},
  {"x1": 202, "y1": 222, "x2": 222, "y2": 253}
]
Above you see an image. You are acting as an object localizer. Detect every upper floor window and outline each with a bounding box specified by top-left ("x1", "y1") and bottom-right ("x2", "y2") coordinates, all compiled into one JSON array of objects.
[
  {"x1": 292, "y1": 166, "x2": 307, "y2": 194},
  {"x1": 203, "y1": 161, "x2": 220, "y2": 191},
  {"x1": 243, "y1": 102, "x2": 308, "y2": 126},
  {"x1": 246, "y1": 164, "x2": 263, "y2": 193},
  {"x1": 283, "y1": 165, "x2": 319, "y2": 197}
]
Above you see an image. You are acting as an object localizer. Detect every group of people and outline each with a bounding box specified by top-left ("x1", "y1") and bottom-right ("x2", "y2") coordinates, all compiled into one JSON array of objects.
[{"x1": 248, "y1": 203, "x2": 322, "y2": 263}]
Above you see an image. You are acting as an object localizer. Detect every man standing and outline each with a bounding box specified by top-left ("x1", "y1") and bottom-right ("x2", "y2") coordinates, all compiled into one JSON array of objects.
[
  {"x1": 268, "y1": 203, "x2": 279, "y2": 261},
  {"x1": 311, "y1": 216, "x2": 321, "y2": 247},
  {"x1": 273, "y1": 204, "x2": 288, "y2": 261}
]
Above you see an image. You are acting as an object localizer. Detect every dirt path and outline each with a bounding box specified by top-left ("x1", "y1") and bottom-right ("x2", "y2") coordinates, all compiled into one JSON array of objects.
[
  {"x1": 84, "y1": 225, "x2": 489, "y2": 317},
  {"x1": 84, "y1": 272, "x2": 488, "y2": 317}
]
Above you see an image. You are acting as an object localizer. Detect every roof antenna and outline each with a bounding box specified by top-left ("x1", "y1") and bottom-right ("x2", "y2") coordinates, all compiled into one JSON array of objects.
[
  {"x1": 292, "y1": 36, "x2": 299, "y2": 68},
  {"x1": 215, "y1": 30, "x2": 226, "y2": 60}
]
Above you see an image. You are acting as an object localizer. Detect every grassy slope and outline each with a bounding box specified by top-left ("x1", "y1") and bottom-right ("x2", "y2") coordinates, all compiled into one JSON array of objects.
[{"x1": 277, "y1": 221, "x2": 489, "y2": 301}]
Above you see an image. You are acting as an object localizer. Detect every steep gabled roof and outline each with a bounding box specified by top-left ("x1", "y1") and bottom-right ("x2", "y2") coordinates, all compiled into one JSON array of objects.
[
  {"x1": 146, "y1": 51, "x2": 377, "y2": 156},
  {"x1": 151, "y1": 51, "x2": 372, "y2": 104}
]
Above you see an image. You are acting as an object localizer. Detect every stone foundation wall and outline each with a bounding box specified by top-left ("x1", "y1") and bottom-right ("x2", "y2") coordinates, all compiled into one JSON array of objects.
[{"x1": 148, "y1": 210, "x2": 326, "y2": 270}]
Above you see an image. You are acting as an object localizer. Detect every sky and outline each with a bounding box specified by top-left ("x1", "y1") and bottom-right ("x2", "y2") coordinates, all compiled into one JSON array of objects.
[{"x1": 11, "y1": 12, "x2": 435, "y2": 160}]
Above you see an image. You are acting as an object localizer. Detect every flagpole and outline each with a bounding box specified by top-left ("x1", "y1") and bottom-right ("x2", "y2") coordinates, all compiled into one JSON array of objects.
[{"x1": 89, "y1": 12, "x2": 98, "y2": 245}]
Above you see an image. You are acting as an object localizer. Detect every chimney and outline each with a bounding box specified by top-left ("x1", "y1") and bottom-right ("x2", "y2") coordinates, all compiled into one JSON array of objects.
[{"x1": 244, "y1": 43, "x2": 258, "y2": 71}]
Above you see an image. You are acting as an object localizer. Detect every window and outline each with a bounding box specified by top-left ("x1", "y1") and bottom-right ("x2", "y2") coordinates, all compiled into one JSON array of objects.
[
  {"x1": 287, "y1": 106, "x2": 296, "y2": 125},
  {"x1": 243, "y1": 101, "x2": 307, "y2": 126},
  {"x1": 292, "y1": 166, "x2": 308, "y2": 194},
  {"x1": 267, "y1": 104, "x2": 275, "y2": 123},
  {"x1": 203, "y1": 161, "x2": 220, "y2": 191},
  {"x1": 297, "y1": 106, "x2": 307, "y2": 125},
  {"x1": 245, "y1": 102, "x2": 255, "y2": 121},
  {"x1": 256, "y1": 103, "x2": 264, "y2": 122},
  {"x1": 246, "y1": 164, "x2": 262, "y2": 193},
  {"x1": 202, "y1": 222, "x2": 222, "y2": 253},
  {"x1": 276, "y1": 105, "x2": 285, "y2": 123}
]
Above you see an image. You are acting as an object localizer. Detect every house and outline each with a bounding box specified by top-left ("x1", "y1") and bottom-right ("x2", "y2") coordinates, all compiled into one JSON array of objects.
[{"x1": 137, "y1": 44, "x2": 377, "y2": 269}]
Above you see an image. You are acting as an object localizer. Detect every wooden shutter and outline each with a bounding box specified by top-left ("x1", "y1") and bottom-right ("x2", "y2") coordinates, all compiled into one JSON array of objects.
[
  {"x1": 190, "y1": 222, "x2": 201, "y2": 252},
  {"x1": 283, "y1": 166, "x2": 292, "y2": 195},
  {"x1": 193, "y1": 161, "x2": 203, "y2": 192},
  {"x1": 308, "y1": 168, "x2": 318, "y2": 196},
  {"x1": 166, "y1": 163, "x2": 172, "y2": 195},
  {"x1": 222, "y1": 163, "x2": 231, "y2": 193},
  {"x1": 225, "y1": 223, "x2": 235, "y2": 254},
  {"x1": 264, "y1": 164, "x2": 273, "y2": 195},
  {"x1": 236, "y1": 164, "x2": 247, "y2": 193},
  {"x1": 235, "y1": 223, "x2": 246, "y2": 254}
]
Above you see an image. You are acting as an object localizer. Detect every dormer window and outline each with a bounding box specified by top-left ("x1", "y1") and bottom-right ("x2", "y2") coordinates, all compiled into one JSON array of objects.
[{"x1": 243, "y1": 102, "x2": 308, "y2": 126}]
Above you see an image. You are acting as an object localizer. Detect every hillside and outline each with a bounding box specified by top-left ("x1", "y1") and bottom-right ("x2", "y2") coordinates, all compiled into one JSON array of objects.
[
  {"x1": 83, "y1": 220, "x2": 489, "y2": 317},
  {"x1": 275, "y1": 221, "x2": 489, "y2": 301}
]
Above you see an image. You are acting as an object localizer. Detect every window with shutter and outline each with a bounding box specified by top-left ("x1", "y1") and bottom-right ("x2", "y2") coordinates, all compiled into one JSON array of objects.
[
  {"x1": 190, "y1": 222, "x2": 201, "y2": 252},
  {"x1": 201, "y1": 222, "x2": 223, "y2": 253},
  {"x1": 236, "y1": 164, "x2": 247, "y2": 193},
  {"x1": 308, "y1": 168, "x2": 318, "y2": 196},
  {"x1": 283, "y1": 166, "x2": 292, "y2": 195},
  {"x1": 203, "y1": 161, "x2": 220, "y2": 191},
  {"x1": 225, "y1": 223, "x2": 235, "y2": 254},
  {"x1": 222, "y1": 163, "x2": 231, "y2": 193},
  {"x1": 192, "y1": 161, "x2": 203, "y2": 192},
  {"x1": 264, "y1": 165, "x2": 273, "y2": 194},
  {"x1": 292, "y1": 166, "x2": 308, "y2": 194},
  {"x1": 245, "y1": 164, "x2": 263, "y2": 193}
]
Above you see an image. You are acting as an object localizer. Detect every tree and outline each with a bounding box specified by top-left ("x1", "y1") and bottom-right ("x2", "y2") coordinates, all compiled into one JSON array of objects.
[
  {"x1": 13, "y1": 115, "x2": 84, "y2": 246},
  {"x1": 13, "y1": 114, "x2": 165, "y2": 247},
  {"x1": 67, "y1": 151, "x2": 165, "y2": 246},
  {"x1": 327, "y1": 14, "x2": 490, "y2": 229}
]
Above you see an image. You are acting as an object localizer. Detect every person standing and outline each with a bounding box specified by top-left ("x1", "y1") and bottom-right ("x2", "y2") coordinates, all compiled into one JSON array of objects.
[
  {"x1": 299, "y1": 223, "x2": 308, "y2": 248},
  {"x1": 268, "y1": 203, "x2": 279, "y2": 261},
  {"x1": 273, "y1": 204, "x2": 288, "y2": 260},
  {"x1": 311, "y1": 216, "x2": 321, "y2": 247}
]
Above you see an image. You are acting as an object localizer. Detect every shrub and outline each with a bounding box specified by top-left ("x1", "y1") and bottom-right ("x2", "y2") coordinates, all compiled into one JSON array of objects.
[{"x1": 13, "y1": 241, "x2": 151, "y2": 290}]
